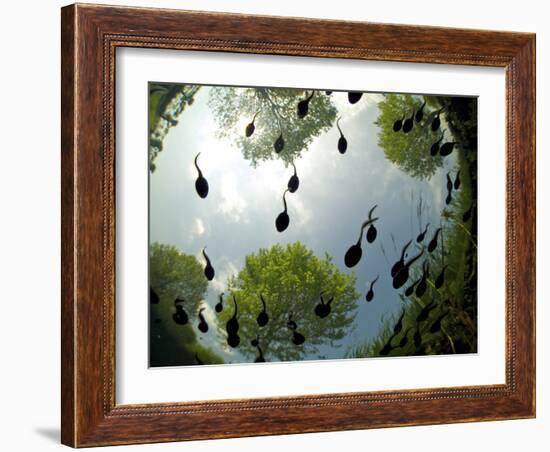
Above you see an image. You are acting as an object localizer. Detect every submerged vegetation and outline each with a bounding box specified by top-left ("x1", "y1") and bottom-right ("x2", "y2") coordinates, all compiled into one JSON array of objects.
[
  {"x1": 349, "y1": 95, "x2": 478, "y2": 358},
  {"x1": 349, "y1": 165, "x2": 477, "y2": 358}
]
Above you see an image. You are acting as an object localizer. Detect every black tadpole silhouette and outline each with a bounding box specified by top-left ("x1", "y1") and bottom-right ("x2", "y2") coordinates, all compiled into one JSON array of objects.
[
  {"x1": 366, "y1": 205, "x2": 378, "y2": 243},
  {"x1": 435, "y1": 265, "x2": 448, "y2": 289},
  {"x1": 462, "y1": 203, "x2": 474, "y2": 222},
  {"x1": 226, "y1": 295, "x2": 240, "y2": 348},
  {"x1": 195, "y1": 353, "x2": 204, "y2": 365},
  {"x1": 431, "y1": 108, "x2": 444, "y2": 131},
  {"x1": 172, "y1": 298, "x2": 189, "y2": 325},
  {"x1": 404, "y1": 276, "x2": 421, "y2": 297},
  {"x1": 274, "y1": 132, "x2": 285, "y2": 153},
  {"x1": 255, "y1": 347, "x2": 266, "y2": 363},
  {"x1": 287, "y1": 312, "x2": 305, "y2": 345},
  {"x1": 336, "y1": 117, "x2": 348, "y2": 154},
  {"x1": 251, "y1": 336, "x2": 266, "y2": 363},
  {"x1": 257, "y1": 294, "x2": 269, "y2": 327},
  {"x1": 365, "y1": 275, "x2": 379, "y2": 302},
  {"x1": 416, "y1": 223, "x2": 430, "y2": 243},
  {"x1": 194, "y1": 153, "x2": 209, "y2": 199},
  {"x1": 344, "y1": 215, "x2": 379, "y2": 268},
  {"x1": 430, "y1": 134, "x2": 444, "y2": 156},
  {"x1": 440, "y1": 141, "x2": 457, "y2": 157},
  {"x1": 415, "y1": 262, "x2": 429, "y2": 298},
  {"x1": 215, "y1": 292, "x2": 224, "y2": 313},
  {"x1": 413, "y1": 320, "x2": 422, "y2": 347},
  {"x1": 287, "y1": 162, "x2": 300, "y2": 193},
  {"x1": 427, "y1": 227, "x2": 442, "y2": 253},
  {"x1": 391, "y1": 239, "x2": 412, "y2": 277},
  {"x1": 380, "y1": 310, "x2": 406, "y2": 356},
  {"x1": 150, "y1": 287, "x2": 160, "y2": 304},
  {"x1": 325, "y1": 90, "x2": 333, "y2": 95},
  {"x1": 314, "y1": 291, "x2": 334, "y2": 318},
  {"x1": 415, "y1": 101, "x2": 426, "y2": 123},
  {"x1": 348, "y1": 91, "x2": 363, "y2": 104},
  {"x1": 245, "y1": 111, "x2": 259, "y2": 137},
  {"x1": 393, "y1": 115, "x2": 405, "y2": 132},
  {"x1": 392, "y1": 249, "x2": 424, "y2": 289},
  {"x1": 275, "y1": 189, "x2": 290, "y2": 232},
  {"x1": 398, "y1": 328, "x2": 412, "y2": 348},
  {"x1": 454, "y1": 170, "x2": 461, "y2": 190},
  {"x1": 202, "y1": 247, "x2": 215, "y2": 281},
  {"x1": 429, "y1": 310, "x2": 449, "y2": 334},
  {"x1": 446, "y1": 172, "x2": 453, "y2": 193},
  {"x1": 379, "y1": 340, "x2": 394, "y2": 356},
  {"x1": 393, "y1": 310, "x2": 406, "y2": 336},
  {"x1": 416, "y1": 298, "x2": 437, "y2": 323},
  {"x1": 402, "y1": 110, "x2": 415, "y2": 133},
  {"x1": 297, "y1": 91, "x2": 314, "y2": 118},
  {"x1": 274, "y1": 118, "x2": 285, "y2": 153},
  {"x1": 445, "y1": 172, "x2": 453, "y2": 205},
  {"x1": 198, "y1": 307, "x2": 208, "y2": 333}
]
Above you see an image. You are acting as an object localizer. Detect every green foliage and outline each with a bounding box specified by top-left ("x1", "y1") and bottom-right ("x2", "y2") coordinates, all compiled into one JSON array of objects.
[
  {"x1": 148, "y1": 83, "x2": 200, "y2": 172},
  {"x1": 436, "y1": 96, "x2": 478, "y2": 152},
  {"x1": 208, "y1": 87, "x2": 338, "y2": 166},
  {"x1": 149, "y1": 242, "x2": 207, "y2": 315},
  {"x1": 149, "y1": 242, "x2": 224, "y2": 366},
  {"x1": 349, "y1": 151, "x2": 477, "y2": 358},
  {"x1": 216, "y1": 242, "x2": 360, "y2": 362},
  {"x1": 375, "y1": 94, "x2": 443, "y2": 179}
]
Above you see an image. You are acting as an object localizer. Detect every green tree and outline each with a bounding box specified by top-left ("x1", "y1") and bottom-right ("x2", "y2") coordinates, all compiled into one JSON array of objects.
[
  {"x1": 149, "y1": 242, "x2": 223, "y2": 366},
  {"x1": 216, "y1": 242, "x2": 360, "y2": 362},
  {"x1": 149, "y1": 242, "x2": 207, "y2": 314},
  {"x1": 375, "y1": 94, "x2": 443, "y2": 179},
  {"x1": 208, "y1": 87, "x2": 338, "y2": 166},
  {"x1": 149, "y1": 83, "x2": 201, "y2": 172}
]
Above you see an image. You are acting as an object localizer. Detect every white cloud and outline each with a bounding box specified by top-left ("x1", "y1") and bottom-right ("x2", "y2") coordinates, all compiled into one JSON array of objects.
[
  {"x1": 331, "y1": 92, "x2": 383, "y2": 122},
  {"x1": 190, "y1": 217, "x2": 206, "y2": 239},
  {"x1": 208, "y1": 257, "x2": 240, "y2": 293},
  {"x1": 289, "y1": 194, "x2": 312, "y2": 228},
  {"x1": 217, "y1": 173, "x2": 248, "y2": 222}
]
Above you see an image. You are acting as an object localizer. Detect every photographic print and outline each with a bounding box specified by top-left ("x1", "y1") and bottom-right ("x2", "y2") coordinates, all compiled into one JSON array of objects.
[{"x1": 148, "y1": 83, "x2": 477, "y2": 367}]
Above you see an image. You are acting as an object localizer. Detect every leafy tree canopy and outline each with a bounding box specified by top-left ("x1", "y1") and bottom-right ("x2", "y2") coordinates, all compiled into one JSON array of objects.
[
  {"x1": 149, "y1": 242, "x2": 223, "y2": 366},
  {"x1": 375, "y1": 94, "x2": 443, "y2": 180},
  {"x1": 148, "y1": 83, "x2": 200, "y2": 172},
  {"x1": 216, "y1": 242, "x2": 360, "y2": 362},
  {"x1": 149, "y1": 242, "x2": 207, "y2": 315},
  {"x1": 208, "y1": 87, "x2": 338, "y2": 166}
]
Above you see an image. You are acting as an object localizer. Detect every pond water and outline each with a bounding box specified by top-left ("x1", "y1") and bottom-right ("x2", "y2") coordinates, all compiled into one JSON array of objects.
[{"x1": 149, "y1": 85, "x2": 473, "y2": 366}]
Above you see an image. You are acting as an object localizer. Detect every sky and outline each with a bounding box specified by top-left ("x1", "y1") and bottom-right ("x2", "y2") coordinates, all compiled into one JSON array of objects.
[{"x1": 149, "y1": 86, "x2": 459, "y2": 362}]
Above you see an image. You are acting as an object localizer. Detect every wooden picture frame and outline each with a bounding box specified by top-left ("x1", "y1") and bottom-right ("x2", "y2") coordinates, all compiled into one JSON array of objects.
[{"x1": 61, "y1": 3, "x2": 535, "y2": 447}]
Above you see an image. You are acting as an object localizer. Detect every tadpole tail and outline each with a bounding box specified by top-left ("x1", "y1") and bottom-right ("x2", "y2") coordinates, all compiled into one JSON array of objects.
[
  {"x1": 194, "y1": 152, "x2": 203, "y2": 176},
  {"x1": 202, "y1": 247, "x2": 211, "y2": 265}
]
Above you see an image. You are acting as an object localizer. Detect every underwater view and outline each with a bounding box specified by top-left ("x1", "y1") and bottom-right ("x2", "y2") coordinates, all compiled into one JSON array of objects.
[{"x1": 148, "y1": 83, "x2": 478, "y2": 367}]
